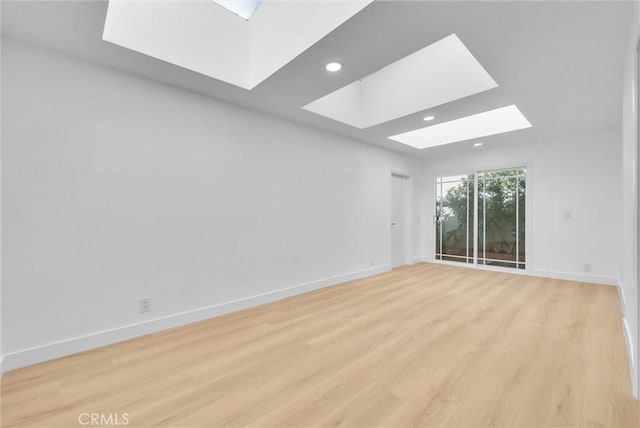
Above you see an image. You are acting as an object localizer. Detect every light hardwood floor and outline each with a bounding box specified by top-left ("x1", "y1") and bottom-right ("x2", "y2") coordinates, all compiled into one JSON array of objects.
[{"x1": 1, "y1": 263, "x2": 638, "y2": 427}]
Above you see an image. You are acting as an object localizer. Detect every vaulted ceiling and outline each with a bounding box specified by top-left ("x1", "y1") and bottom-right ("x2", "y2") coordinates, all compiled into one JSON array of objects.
[{"x1": 1, "y1": 1, "x2": 632, "y2": 158}]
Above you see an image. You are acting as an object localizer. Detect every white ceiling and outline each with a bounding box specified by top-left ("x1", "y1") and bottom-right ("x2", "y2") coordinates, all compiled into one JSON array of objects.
[{"x1": 1, "y1": 0, "x2": 632, "y2": 158}]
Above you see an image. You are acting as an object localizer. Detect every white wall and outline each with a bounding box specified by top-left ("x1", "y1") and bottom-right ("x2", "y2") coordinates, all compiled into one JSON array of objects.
[
  {"x1": 0, "y1": 38, "x2": 425, "y2": 371},
  {"x1": 423, "y1": 129, "x2": 622, "y2": 285},
  {"x1": 621, "y1": 0, "x2": 640, "y2": 399},
  {"x1": 0, "y1": 3, "x2": 3, "y2": 367}
]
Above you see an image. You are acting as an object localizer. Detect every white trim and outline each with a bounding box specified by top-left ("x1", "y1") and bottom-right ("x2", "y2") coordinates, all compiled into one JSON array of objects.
[
  {"x1": 528, "y1": 269, "x2": 618, "y2": 286},
  {"x1": 429, "y1": 259, "x2": 617, "y2": 286},
  {"x1": 617, "y1": 278, "x2": 627, "y2": 316},
  {"x1": 634, "y1": 31, "x2": 640, "y2": 402},
  {"x1": 623, "y1": 317, "x2": 638, "y2": 398},
  {"x1": 0, "y1": 264, "x2": 390, "y2": 374},
  {"x1": 633, "y1": 24, "x2": 640, "y2": 402}
]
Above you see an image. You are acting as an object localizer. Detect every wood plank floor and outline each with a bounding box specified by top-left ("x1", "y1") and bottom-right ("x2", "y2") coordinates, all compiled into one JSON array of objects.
[{"x1": 1, "y1": 263, "x2": 638, "y2": 427}]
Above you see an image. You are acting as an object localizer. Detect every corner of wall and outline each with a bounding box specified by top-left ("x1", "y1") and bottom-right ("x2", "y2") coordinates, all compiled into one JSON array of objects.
[
  {"x1": 623, "y1": 316, "x2": 638, "y2": 398},
  {"x1": 621, "y1": 0, "x2": 640, "y2": 400},
  {"x1": 618, "y1": 278, "x2": 638, "y2": 398}
]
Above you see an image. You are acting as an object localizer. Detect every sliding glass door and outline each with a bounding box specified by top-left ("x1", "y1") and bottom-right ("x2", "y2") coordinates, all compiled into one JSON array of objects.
[{"x1": 435, "y1": 168, "x2": 526, "y2": 270}]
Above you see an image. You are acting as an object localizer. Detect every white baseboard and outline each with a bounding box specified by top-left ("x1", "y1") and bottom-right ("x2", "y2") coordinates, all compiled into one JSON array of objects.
[
  {"x1": 528, "y1": 269, "x2": 617, "y2": 286},
  {"x1": 616, "y1": 278, "x2": 626, "y2": 317},
  {"x1": 622, "y1": 317, "x2": 638, "y2": 398},
  {"x1": 412, "y1": 256, "x2": 429, "y2": 263},
  {"x1": 0, "y1": 264, "x2": 390, "y2": 374},
  {"x1": 428, "y1": 259, "x2": 617, "y2": 286}
]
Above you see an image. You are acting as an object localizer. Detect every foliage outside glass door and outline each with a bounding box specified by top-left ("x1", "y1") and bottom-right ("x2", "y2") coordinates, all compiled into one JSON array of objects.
[{"x1": 436, "y1": 168, "x2": 525, "y2": 270}]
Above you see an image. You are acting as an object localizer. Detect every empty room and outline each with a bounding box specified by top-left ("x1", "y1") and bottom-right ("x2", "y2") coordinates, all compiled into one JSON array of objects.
[{"x1": 1, "y1": 0, "x2": 639, "y2": 427}]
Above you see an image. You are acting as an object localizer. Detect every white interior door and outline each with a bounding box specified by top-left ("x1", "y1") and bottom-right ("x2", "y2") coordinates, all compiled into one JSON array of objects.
[{"x1": 391, "y1": 174, "x2": 409, "y2": 267}]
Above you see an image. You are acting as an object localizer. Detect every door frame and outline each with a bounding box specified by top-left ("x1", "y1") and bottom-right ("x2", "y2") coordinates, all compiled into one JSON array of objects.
[{"x1": 390, "y1": 171, "x2": 413, "y2": 267}]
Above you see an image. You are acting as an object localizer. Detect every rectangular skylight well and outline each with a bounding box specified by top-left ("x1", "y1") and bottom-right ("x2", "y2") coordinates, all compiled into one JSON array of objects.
[
  {"x1": 211, "y1": 0, "x2": 263, "y2": 20},
  {"x1": 303, "y1": 34, "x2": 498, "y2": 128},
  {"x1": 104, "y1": 0, "x2": 372, "y2": 89},
  {"x1": 388, "y1": 105, "x2": 532, "y2": 149}
]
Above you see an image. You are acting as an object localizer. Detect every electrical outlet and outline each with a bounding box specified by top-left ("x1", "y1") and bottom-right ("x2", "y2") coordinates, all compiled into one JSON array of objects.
[
  {"x1": 370, "y1": 258, "x2": 375, "y2": 266},
  {"x1": 583, "y1": 263, "x2": 592, "y2": 273},
  {"x1": 139, "y1": 298, "x2": 151, "y2": 313},
  {"x1": 563, "y1": 210, "x2": 572, "y2": 220}
]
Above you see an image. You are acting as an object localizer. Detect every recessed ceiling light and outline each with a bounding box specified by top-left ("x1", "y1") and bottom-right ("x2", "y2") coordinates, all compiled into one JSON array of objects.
[
  {"x1": 325, "y1": 62, "x2": 343, "y2": 72},
  {"x1": 388, "y1": 105, "x2": 531, "y2": 149},
  {"x1": 423, "y1": 115, "x2": 435, "y2": 121},
  {"x1": 473, "y1": 142, "x2": 483, "y2": 147}
]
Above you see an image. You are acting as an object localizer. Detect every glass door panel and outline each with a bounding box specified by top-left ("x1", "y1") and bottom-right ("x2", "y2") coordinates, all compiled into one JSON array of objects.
[
  {"x1": 477, "y1": 169, "x2": 526, "y2": 269},
  {"x1": 436, "y1": 174, "x2": 474, "y2": 264}
]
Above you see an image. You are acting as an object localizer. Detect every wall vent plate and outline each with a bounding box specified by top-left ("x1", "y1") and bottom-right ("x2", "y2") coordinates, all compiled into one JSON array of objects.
[{"x1": 139, "y1": 298, "x2": 151, "y2": 313}]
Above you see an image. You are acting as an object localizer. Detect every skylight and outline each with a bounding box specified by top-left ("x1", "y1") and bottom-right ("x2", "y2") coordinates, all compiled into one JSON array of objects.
[
  {"x1": 303, "y1": 34, "x2": 498, "y2": 128},
  {"x1": 103, "y1": 0, "x2": 373, "y2": 89},
  {"x1": 388, "y1": 105, "x2": 532, "y2": 149},
  {"x1": 211, "y1": 0, "x2": 263, "y2": 20}
]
